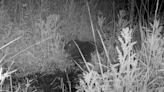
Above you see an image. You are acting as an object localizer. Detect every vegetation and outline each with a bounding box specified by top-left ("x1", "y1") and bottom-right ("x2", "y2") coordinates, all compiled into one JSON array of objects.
[{"x1": 0, "y1": 0, "x2": 163, "y2": 92}]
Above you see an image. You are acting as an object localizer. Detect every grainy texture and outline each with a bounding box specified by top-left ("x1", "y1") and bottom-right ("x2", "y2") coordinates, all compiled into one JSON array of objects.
[{"x1": 64, "y1": 40, "x2": 96, "y2": 65}]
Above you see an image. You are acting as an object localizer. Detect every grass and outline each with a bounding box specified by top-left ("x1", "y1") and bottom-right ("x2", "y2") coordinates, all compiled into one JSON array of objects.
[{"x1": 0, "y1": 0, "x2": 163, "y2": 92}]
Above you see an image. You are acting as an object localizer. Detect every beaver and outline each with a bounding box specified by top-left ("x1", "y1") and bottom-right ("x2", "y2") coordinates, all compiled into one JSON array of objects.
[{"x1": 64, "y1": 40, "x2": 98, "y2": 66}]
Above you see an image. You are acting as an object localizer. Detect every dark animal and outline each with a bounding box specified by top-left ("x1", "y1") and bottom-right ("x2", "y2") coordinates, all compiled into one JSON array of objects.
[{"x1": 64, "y1": 40, "x2": 97, "y2": 66}]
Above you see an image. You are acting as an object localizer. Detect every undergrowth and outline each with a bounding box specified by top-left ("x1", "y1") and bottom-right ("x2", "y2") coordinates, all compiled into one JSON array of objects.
[{"x1": 0, "y1": 0, "x2": 163, "y2": 92}]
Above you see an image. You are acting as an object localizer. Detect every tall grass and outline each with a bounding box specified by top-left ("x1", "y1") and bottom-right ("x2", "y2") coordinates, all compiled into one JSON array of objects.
[
  {"x1": 0, "y1": 0, "x2": 164, "y2": 92},
  {"x1": 76, "y1": 0, "x2": 164, "y2": 92}
]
